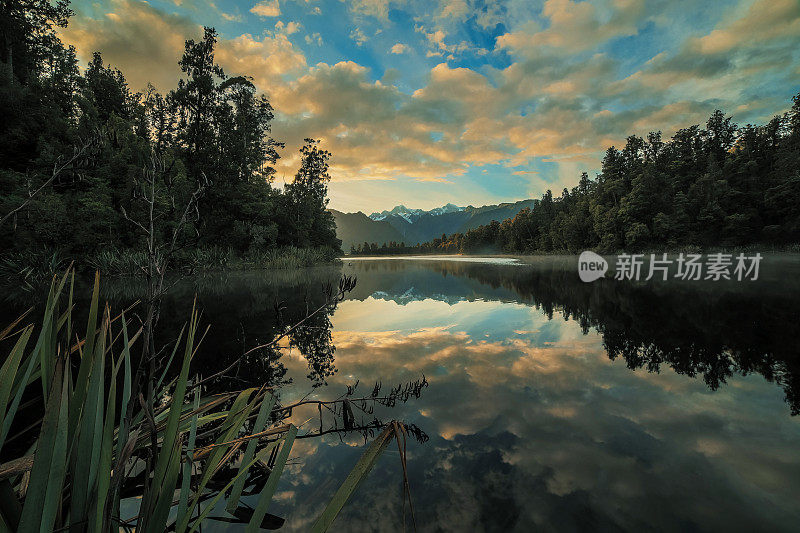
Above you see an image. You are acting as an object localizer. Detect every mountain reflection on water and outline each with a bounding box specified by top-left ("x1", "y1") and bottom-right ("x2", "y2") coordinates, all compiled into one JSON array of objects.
[
  {"x1": 271, "y1": 256, "x2": 800, "y2": 532},
  {"x1": 6, "y1": 256, "x2": 799, "y2": 531}
]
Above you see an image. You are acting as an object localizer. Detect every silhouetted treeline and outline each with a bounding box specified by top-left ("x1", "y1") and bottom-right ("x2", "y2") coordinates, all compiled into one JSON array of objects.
[
  {"x1": 389, "y1": 99, "x2": 800, "y2": 254},
  {"x1": 0, "y1": 3, "x2": 340, "y2": 260}
]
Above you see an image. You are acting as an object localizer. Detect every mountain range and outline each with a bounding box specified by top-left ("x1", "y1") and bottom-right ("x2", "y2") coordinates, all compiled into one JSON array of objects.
[{"x1": 330, "y1": 199, "x2": 536, "y2": 250}]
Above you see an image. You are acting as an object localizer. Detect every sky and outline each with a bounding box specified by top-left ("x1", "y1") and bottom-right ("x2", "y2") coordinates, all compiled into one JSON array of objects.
[{"x1": 59, "y1": 0, "x2": 800, "y2": 213}]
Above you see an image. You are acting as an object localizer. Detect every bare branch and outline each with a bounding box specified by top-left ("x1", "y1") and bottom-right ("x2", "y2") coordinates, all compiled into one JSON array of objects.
[{"x1": 0, "y1": 135, "x2": 98, "y2": 228}]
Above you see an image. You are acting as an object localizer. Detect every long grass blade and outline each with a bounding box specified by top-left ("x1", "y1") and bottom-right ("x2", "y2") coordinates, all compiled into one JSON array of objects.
[
  {"x1": 0, "y1": 342, "x2": 40, "y2": 452},
  {"x1": 146, "y1": 437, "x2": 183, "y2": 532},
  {"x1": 0, "y1": 478, "x2": 23, "y2": 530},
  {"x1": 140, "y1": 305, "x2": 199, "y2": 529},
  {"x1": 0, "y1": 327, "x2": 34, "y2": 449},
  {"x1": 175, "y1": 388, "x2": 258, "y2": 533},
  {"x1": 35, "y1": 268, "x2": 70, "y2": 400},
  {"x1": 310, "y1": 425, "x2": 395, "y2": 533},
  {"x1": 0, "y1": 307, "x2": 32, "y2": 343},
  {"x1": 245, "y1": 424, "x2": 298, "y2": 533},
  {"x1": 187, "y1": 441, "x2": 280, "y2": 533},
  {"x1": 70, "y1": 308, "x2": 109, "y2": 532},
  {"x1": 177, "y1": 381, "x2": 201, "y2": 522},
  {"x1": 67, "y1": 272, "x2": 102, "y2": 446},
  {"x1": 91, "y1": 330, "x2": 120, "y2": 533},
  {"x1": 111, "y1": 312, "x2": 133, "y2": 523},
  {"x1": 18, "y1": 357, "x2": 70, "y2": 533},
  {"x1": 226, "y1": 391, "x2": 276, "y2": 513},
  {"x1": 154, "y1": 325, "x2": 185, "y2": 393}
]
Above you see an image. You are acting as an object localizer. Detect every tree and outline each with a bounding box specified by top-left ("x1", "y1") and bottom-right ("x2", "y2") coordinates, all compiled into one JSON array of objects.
[
  {"x1": 1, "y1": 0, "x2": 73, "y2": 84},
  {"x1": 412, "y1": 92, "x2": 800, "y2": 255},
  {"x1": 283, "y1": 138, "x2": 341, "y2": 251}
]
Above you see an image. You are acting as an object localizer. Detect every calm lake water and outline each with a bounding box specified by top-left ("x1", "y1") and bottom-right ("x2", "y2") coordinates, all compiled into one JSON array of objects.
[{"x1": 5, "y1": 255, "x2": 800, "y2": 531}]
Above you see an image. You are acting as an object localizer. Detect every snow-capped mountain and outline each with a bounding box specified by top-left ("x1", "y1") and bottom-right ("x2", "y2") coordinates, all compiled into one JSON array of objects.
[
  {"x1": 369, "y1": 205, "x2": 426, "y2": 223},
  {"x1": 369, "y1": 203, "x2": 464, "y2": 223},
  {"x1": 332, "y1": 199, "x2": 535, "y2": 250},
  {"x1": 427, "y1": 203, "x2": 465, "y2": 216}
]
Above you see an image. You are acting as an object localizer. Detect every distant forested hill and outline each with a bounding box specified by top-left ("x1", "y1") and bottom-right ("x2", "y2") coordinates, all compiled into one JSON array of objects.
[
  {"x1": 330, "y1": 210, "x2": 405, "y2": 251},
  {"x1": 332, "y1": 199, "x2": 536, "y2": 251}
]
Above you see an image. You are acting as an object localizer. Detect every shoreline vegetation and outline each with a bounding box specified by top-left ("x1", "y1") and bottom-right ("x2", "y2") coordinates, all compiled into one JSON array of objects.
[
  {"x1": 345, "y1": 243, "x2": 800, "y2": 258},
  {"x1": 350, "y1": 93, "x2": 800, "y2": 257},
  {"x1": 0, "y1": 245, "x2": 341, "y2": 293},
  {"x1": 1, "y1": 0, "x2": 799, "y2": 529},
  {"x1": 88, "y1": 245, "x2": 341, "y2": 276},
  {"x1": 0, "y1": 268, "x2": 426, "y2": 531}
]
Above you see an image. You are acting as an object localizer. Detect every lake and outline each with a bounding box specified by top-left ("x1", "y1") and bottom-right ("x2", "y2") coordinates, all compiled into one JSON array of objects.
[{"x1": 5, "y1": 255, "x2": 800, "y2": 531}]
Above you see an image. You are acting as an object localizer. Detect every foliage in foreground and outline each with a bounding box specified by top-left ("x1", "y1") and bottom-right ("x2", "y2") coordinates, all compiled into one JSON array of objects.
[{"x1": 0, "y1": 269, "x2": 420, "y2": 531}]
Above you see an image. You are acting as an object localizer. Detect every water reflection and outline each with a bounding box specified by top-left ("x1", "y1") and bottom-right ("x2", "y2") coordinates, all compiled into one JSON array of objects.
[
  {"x1": 271, "y1": 256, "x2": 800, "y2": 532},
  {"x1": 346, "y1": 257, "x2": 800, "y2": 414},
  {"x1": 0, "y1": 267, "x2": 347, "y2": 391},
  {"x1": 4, "y1": 257, "x2": 799, "y2": 530}
]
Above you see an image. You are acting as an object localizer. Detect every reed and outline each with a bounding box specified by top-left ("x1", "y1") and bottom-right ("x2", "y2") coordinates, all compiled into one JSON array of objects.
[
  {"x1": 0, "y1": 267, "x2": 417, "y2": 531},
  {"x1": 81, "y1": 246, "x2": 340, "y2": 277}
]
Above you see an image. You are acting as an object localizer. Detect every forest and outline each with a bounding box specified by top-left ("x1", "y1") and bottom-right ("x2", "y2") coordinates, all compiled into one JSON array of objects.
[
  {"x1": 0, "y1": 3, "x2": 340, "y2": 274},
  {"x1": 353, "y1": 96, "x2": 800, "y2": 255},
  {"x1": 0, "y1": 5, "x2": 421, "y2": 530}
]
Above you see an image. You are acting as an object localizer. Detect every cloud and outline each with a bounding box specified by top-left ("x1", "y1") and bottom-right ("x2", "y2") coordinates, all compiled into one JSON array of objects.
[
  {"x1": 305, "y1": 32, "x2": 323, "y2": 46},
  {"x1": 250, "y1": 0, "x2": 280, "y2": 17},
  {"x1": 349, "y1": 27, "x2": 367, "y2": 46},
  {"x1": 271, "y1": 287, "x2": 800, "y2": 531},
  {"x1": 274, "y1": 20, "x2": 301, "y2": 34},
  {"x1": 437, "y1": 0, "x2": 469, "y2": 20},
  {"x1": 694, "y1": 0, "x2": 800, "y2": 55},
  {"x1": 346, "y1": 0, "x2": 399, "y2": 20},
  {"x1": 496, "y1": 0, "x2": 644, "y2": 55},
  {"x1": 220, "y1": 11, "x2": 242, "y2": 22},
  {"x1": 390, "y1": 43, "x2": 408, "y2": 54},
  {"x1": 59, "y1": 0, "x2": 800, "y2": 210},
  {"x1": 59, "y1": 0, "x2": 200, "y2": 91},
  {"x1": 215, "y1": 32, "x2": 307, "y2": 90},
  {"x1": 416, "y1": 177, "x2": 454, "y2": 183},
  {"x1": 417, "y1": 24, "x2": 480, "y2": 58},
  {"x1": 607, "y1": 0, "x2": 800, "y2": 113}
]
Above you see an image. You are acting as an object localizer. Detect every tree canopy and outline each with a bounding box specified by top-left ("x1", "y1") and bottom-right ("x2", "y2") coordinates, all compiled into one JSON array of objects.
[{"x1": 0, "y1": 3, "x2": 341, "y2": 261}]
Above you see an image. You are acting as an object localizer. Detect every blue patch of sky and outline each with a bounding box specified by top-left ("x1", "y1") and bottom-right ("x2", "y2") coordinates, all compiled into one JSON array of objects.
[
  {"x1": 296, "y1": 4, "x2": 388, "y2": 75},
  {"x1": 446, "y1": 302, "x2": 562, "y2": 345},
  {"x1": 378, "y1": 7, "x2": 439, "y2": 91},
  {"x1": 457, "y1": 164, "x2": 530, "y2": 201},
  {"x1": 603, "y1": 21, "x2": 662, "y2": 79},
  {"x1": 532, "y1": 158, "x2": 564, "y2": 184}
]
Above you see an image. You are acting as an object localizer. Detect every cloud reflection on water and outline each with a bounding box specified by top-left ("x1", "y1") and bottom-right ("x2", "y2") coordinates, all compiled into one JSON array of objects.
[{"x1": 273, "y1": 286, "x2": 800, "y2": 532}]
